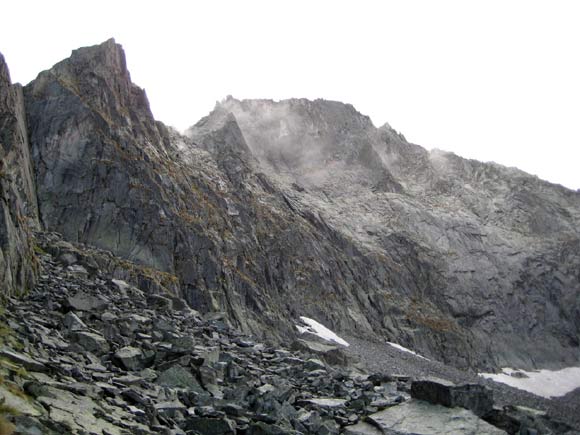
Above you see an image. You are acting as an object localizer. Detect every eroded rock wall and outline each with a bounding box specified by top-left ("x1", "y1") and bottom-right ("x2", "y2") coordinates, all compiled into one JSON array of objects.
[{"x1": 0, "y1": 53, "x2": 39, "y2": 296}]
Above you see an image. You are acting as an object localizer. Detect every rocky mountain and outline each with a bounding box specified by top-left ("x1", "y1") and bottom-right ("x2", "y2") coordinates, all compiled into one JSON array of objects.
[
  {"x1": 0, "y1": 36, "x2": 579, "y2": 389},
  {"x1": 211, "y1": 97, "x2": 580, "y2": 371}
]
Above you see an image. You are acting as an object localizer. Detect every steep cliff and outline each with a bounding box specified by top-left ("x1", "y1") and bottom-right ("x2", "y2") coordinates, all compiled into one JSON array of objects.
[
  {"x1": 6, "y1": 39, "x2": 578, "y2": 372},
  {"x1": 0, "y1": 53, "x2": 39, "y2": 296},
  {"x1": 212, "y1": 97, "x2": 580, "y2": 370}
]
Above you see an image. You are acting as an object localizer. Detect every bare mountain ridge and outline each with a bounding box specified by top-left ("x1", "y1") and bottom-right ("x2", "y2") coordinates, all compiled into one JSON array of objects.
[{"x1": 1, "y1": 39, "x2": 579, "y2": 373}]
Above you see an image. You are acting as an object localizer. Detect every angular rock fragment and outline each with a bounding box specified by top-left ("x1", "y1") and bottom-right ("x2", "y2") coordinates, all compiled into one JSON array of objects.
[
  {"x1": 366, "y1": 399, "x2": 506, "y2": 434},
  {"x1": 410, "y1": 377, "x2": 493, "y2": 417},
  {"x1": 63, "y1": 312, "x2": 87, "y2": 331},
  {"x1": 113, "y1": 346, "x2": 146, "y2": 371},
  {"x1": 70, "y1": 331, "x2": 110, "y2": 354},
  {"x1": 0, "y1": 348, "x2": 48, "y2": 372},
  {"x1": 66, "y1": 292, "x2": 109, "y2": 312},
  {"x1": 185, "y1": 416, "x2": 236, "y2": 434}
]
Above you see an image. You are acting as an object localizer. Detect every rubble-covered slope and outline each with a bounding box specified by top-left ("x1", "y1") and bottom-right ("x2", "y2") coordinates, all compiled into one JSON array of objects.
[{"x1": 0, "y1": 231, "x2": 576, "y2": 434}]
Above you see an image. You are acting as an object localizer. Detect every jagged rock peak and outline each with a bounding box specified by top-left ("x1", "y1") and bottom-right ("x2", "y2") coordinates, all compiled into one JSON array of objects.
[
  {"x1": 56, "y1": 37, "x2": 130, "y2": 81},
  {"x1": 26, "y1": 38, "x2": 154, "y2": 123},
  {"x1": 209, "y1": 95, "x2": 404, "y2": 192},
  {"x1": 378, "y1": 121, "x2": 408, "y2": 143},
  {"x1": 0, "y1": 52, "x2": 11, "y2": 87},
  {"x1": 218, "y1": 95, "x2": 377, "y2": 132},
  {"x1": 186, "y1": 104, "x2": 252, "y2": 157}
]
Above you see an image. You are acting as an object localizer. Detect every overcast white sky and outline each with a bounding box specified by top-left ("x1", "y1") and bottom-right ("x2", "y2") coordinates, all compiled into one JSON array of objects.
[{"x1": 1, "y1": 1, "x2": 579, "y2": 189}]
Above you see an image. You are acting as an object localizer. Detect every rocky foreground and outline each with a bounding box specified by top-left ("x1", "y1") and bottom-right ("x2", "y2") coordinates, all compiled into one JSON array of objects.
[{"x1": 0, "y1": 233, "x2": 576, "y2": 434}]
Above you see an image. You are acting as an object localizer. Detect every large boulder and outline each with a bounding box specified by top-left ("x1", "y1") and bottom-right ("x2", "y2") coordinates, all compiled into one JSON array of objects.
[
  {"x1": 364, "y1": 399, "x2": 506, "y2": 435},
  {"x1": 113, "y1": 346, "x2": 147, "y2": 371},
  {"x1": 70, "y1": 331, "x2": 110, "y2": 355},
  {"x1": 410, "y1": 377, "x2": 493, "y2": 417}
]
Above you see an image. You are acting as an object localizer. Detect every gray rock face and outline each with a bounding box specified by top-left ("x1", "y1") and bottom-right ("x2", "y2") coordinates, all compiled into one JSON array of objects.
[
  {"x1": 4, "y1": 38, "x2": 578, "y2": 373},
  {"x1": 23, "y1": 40, "x2": 445, "y2": 360},
  {"x1": 24, "y1": 38, "x2": 176, "y2": 272},
  {"x1": 364, "y1": 399, "x2": 506, "y2": 435},
  {"x1": 216, "y1": 97, "x2": 580, "y2": 371},
  {"x1": 0, "y1": 348, "x2": 47, "y2": 372},
  {"x1": 0, "y1": 52, "x2": 39, "y2": 297},
  {"x1": 410, "y1": 377, "x2": 493, "y2": 417},
  {"x1": 65, "y1": 292, "x2": 108, "y2": 312},
  {"x1": 113, "y1": 346, "x2": 145, "y2": 371},
  {"x1": 70, "y1": 331, "x2": 109, "y2": 354}
]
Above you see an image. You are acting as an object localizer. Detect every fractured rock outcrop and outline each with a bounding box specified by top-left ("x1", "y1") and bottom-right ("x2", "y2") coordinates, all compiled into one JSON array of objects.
[
  {"x1": 0, "y1": 52, "x2": 39, "y2": 296},
  {"x1": 0, "y1": 38, "x2": 578, "y2": 374}
]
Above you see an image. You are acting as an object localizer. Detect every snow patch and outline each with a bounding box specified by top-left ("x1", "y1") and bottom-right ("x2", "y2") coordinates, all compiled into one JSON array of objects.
[
  {"x1": 387, "y1": 342, "x2": 429, "y2": 360},
  {"x1": 296, "y1": 316, "x2": 349, "y2": 347},
  {"x1": 479, "y1": 366, "x2": 580, "y2": 398}
]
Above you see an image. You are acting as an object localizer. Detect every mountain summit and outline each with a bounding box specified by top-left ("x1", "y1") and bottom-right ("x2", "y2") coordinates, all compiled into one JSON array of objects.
[{"x1": 2, "y1": 39, "x2": 578, "y2": 372}]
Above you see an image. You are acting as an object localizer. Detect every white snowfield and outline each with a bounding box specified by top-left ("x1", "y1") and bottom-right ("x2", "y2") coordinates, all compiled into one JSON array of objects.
[
  {"x1": 387, "y1": 342, "x2": 429, "y2": 360},
  {"x1": 296, "y1": 316, "x2": 349, "y2": 347},
  {"x1": 479, "y1": 366, "x2": 580, "y2": 398}
]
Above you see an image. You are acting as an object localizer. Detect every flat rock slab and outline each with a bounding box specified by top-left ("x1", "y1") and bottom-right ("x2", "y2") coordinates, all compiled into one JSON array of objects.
[
  {"x1": 0, "y1": 348, "x2": 48, "y2": 372},
  {"x1": 37, "y1": 387, "x2": 129, "y2": 435},
  {"x1": 70, "y1": 331, "x2": 110, "y2": 355},
  {"x1": 66, "y1": 292, "x2": 109, "y2": 312},
  {"x1": 301, "y1": 398, "x2": 347, "y2": 408},
  {"x1": 291, "y1": 339, "x2": 349, "y2": 366},
  {"x1": 156, "y1": 365, "x2": 205, "y2": 393},
  {"x1": 0, "y1": 384, "x2": 43, "y2": 416},
  {"x1": 366, "y1": 399, "x2": 507, "y2": 435},
  {"x1": 343, "y1": 421, "x2": 383, "y2": 435}
]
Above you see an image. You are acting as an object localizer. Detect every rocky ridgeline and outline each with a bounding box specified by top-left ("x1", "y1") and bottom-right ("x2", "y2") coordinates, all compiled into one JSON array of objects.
[
  {"x1": 0, "y1": 233, "x2": 575, "y2": 434},
  {"x1": 0, "y1": 38, "x2": 578, "y2": 373}
]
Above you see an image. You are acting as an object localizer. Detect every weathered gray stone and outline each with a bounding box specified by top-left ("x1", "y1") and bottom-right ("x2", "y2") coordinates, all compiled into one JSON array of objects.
[
  {"x1": 247, "y1": 421, "x2": 298, "y2": 435},
  {"x1": 484, "y1": 405, "x2": 577, "y2": 435},
  {"x1": 342, "y1": 421, "x2": 383, "y2": 435},
  {"x1": 0, "y1": 348, "x2": 47, "y2": 372},
  {"x1": 304, "y1": 358, "x2": 326, "y2": 371},
  {"x1": 317, "y1": 419, "x2": 340, "y2": 435},
  {"x1": 63, "y1": 312, "x2": 87, "y2": 331},
  {"x1": 66, "y1": 292, "x2": 109, "y2": 312},
  {"x1": 70, "y1": 331, "x2": 110, "y2": 354},
  {"x1": 366, "y1": 399, "x2": 506, "y2": 434},
  {"x1": 0, "y1": 384, "x2": 43, "y2": 416},
  {"x1": 299, "y1": 398, "x2": 346, "y2": 409},
  {"x1": 154, "y1": 400, "x2": 187, "y2": 418},
  {"x1": 291, "y1": 339, "x2": 349, "y2": 366},
  {"x1": 113, "y1": 346, "x2": 145, "y2": 371},
  {"x1": 185, "y1": 417, "x2": 236, "y2": 434},
  {"x1": 411, "y1": 377, "x2": 493, "y2": 417},
  {"x1": 37, "y1": 387, "x2": 129, "y2": 435},
  {"x1": 10, "y1": 36, "x2": 580, "y2": 380},
  {"x1": 156, "y1": 365, "x2": 203, "y2": 392}
]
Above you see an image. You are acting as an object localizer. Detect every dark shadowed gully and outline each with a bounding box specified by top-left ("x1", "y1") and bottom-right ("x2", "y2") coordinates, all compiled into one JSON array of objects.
[{"x1": 0, "y1": 39, "x2": 579, "y2": 433}]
